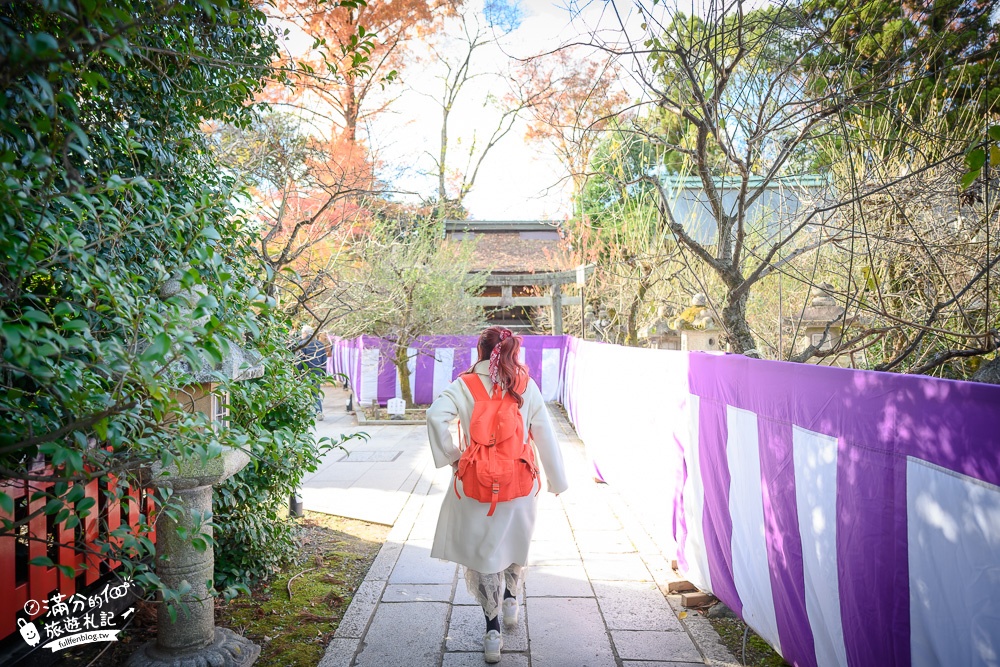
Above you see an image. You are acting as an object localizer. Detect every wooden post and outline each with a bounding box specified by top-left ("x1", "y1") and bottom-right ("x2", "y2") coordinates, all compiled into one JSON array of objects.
[{"x1": 551, "y1": 283, "x2": 563, "y2": 335}]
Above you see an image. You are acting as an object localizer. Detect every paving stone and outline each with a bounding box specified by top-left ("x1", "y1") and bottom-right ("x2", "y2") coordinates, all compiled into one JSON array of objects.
[
  {"x1": 527, "y1": 539, "x2": 582, "y2": 566},
  {"x1": 366, "y1": 541, "x2": 404, "y2": 581},
  {"x1": 339, "y1": 450, "x2": 404, "y2": 463},
  {"x1": 388, "y1": 542, "x2": 457, "y2": 584},
  {"x1": 535, "y1": 507, "x2": 569, "y2": 519},
  {"x1": 642, "y1": 553, "x2": 684, "y2": 589},
  {"x1": 317, "y1": 638, "x2": 359, "y2": 667},
  {"x1": 446, "y1": 602, "x2": 527, "y2": 651},
  {"x1": 583, "y1": 553, "x2": 654, "y2": 582},
  {"x1": 533, "y1": 522, "x2": 575, "y2": 543},
  {"x1": 418, "y1": 496, "x2": 445, "y2": 518},
  {"x1": 353, "y1": 601, "x2": 450, "y2": 667},
  {"x1": 354, "y1": 470, "x2": 416, "y2": 496},
  {"x1": 606, "y1": 499, "x2": 659, "y2": 554},
  {"x1": 611, "y1": 630, "x2": 703, "y2": 663},
  {"x1": 534, "y1": 510, "x2": 574, "y2": 539},
  {"x1": 334, "y1": 580, "x2": 385, "y2": 639},
  {"x1": 665, "y1": 594, "x2": 687, "y2": 614},
  {"x1": 411, "y1": 463, "x2": 437, "y2": 497},
  {"x1": 563, "y1": 502, "x2": 622, "y2": 531},
  {"x1": 310, "y1": 485, "x2": 413, "y2": 526},
  {"x1": 303, "y1": 478, "x2": 356, "y2": 490},
  {"x1": 573, "y1": 529, "x2": 637, "y2": 554},
  {"x1": 537, "y1": 492, "x2": 566, "y2": 510},
  {"x1": 621, "y1": 662, "x2": 706, "y2": 666},
  {"x1": 396, "y1": 492, "x2": 425, "y2": 516},
  {"x1": 452, "y1": 575, "x2": 478, "y2": 606},
  {"x1": 382, "y1": 583, "x2": 453, "y2": 602},
  {"x1": 418, "y1": 468, "x2": 442, "y2": 488},
  {"x1": 408, "y1": 515, "x2": 440, "y2": 541},
  {"x1": 401, "y1": 498, "x2": 428, "y2": 520},
  {"x1": 303, "y1": 461, "x2": 375, "y2": 482},
  {"x1": 443, "y1": 652, "x2": 529, "y2": 667},
  {"x1": 568, "y1": 512, "x2": 623, "y2": 531},
  {"x1": 641, "y1": 519, "x2": 676, "y2": 553},
  {"x1": 527, "y1": 597, "x2": 616, "y2": 667},
  {"x1": 592, "y1": 581, "x2": 683, "y2": 631},
  {"x1": 385, "y1": 498, "x2": 421, "y2": 542},
  {"x1": 525, "y1": 564, "x2": 593, "y2": 597},
  {"x1": 562, "y1": 497, "x2": 617, "y2": 512}
]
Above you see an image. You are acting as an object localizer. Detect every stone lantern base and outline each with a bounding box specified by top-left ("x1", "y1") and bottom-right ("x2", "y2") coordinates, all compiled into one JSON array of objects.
[
  {"x1": 127, "y1": 448, "x2": 261, "y2": 667},
  {"x1": 128, "y1": 628, "x2": 260, "y2": 667}
]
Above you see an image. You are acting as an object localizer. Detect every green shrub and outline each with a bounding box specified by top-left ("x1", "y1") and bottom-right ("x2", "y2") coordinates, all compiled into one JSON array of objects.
[
  {"x1": 215, "y1": 323, "x2": 358, "y2": 591},
  {"x1": 0, "y1": 0, "x2": 317, "y2": 602}
]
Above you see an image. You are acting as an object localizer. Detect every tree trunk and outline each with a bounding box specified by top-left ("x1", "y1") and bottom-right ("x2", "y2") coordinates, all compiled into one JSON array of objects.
[
  {"x1": 437, "y1": 103, "x2": 451, "y2": 218},
  {"x1": 722, "y1": 290, "x2": 758, "y2": 356},
  {"x1": 394, "y1": 343, "x2": 412, "y2": 404},
  {"x1": 625, "y1": 273, "x2": 650, "y2": 346},
  {"x1": 438, "y1": 107, "x2": 449, "y2": 204},
  {"x1": 342, "y1": 81, "x2": 359, "y2": 144}
]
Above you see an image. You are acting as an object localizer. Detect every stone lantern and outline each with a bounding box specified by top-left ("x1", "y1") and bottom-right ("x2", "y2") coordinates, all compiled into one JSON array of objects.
[
  {"x1": 787, "y1": 283, "x2": 856, "y2": 365},
  {"x1": 128, "y1": 282, "x2": 264, "y2": 667},
  {"x1": 675, "y1": 294, "x2": 724, "y2": 352},
  {"x1": 639, "y1": 304, "x2": 680, "y2": 350},
  {"x1": 592, "y1": 305, "x2": 612, "y2": 342}
]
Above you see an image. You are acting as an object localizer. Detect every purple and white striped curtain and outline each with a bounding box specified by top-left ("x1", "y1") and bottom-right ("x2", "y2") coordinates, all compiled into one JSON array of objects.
[
  {"x1": 328, "y1": 335, "x2": 566, "y2": 405},
  {"x1": 330, "y1": 334, "x2": 1000, "y2": 666},
  {"x1": 562, "y1": 338, "x2": 1000, "y2": 667}
]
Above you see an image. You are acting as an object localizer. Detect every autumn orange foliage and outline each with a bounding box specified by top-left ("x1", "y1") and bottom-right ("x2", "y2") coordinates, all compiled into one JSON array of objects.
[
  {"x1": 267, "y1": 0, "x2": 460, "y2": 141},
  {"x1": 249, "y1": 0, "x2": 464, "y2": 301},
  {"x1": 519, "y1": 49, "x2": 629, "y2": 196}
]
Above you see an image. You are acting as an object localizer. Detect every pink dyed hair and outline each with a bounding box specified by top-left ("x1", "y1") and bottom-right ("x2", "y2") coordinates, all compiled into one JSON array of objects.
[{"x1": 468, "y1": 326, "x2": 529, "y2": 407}]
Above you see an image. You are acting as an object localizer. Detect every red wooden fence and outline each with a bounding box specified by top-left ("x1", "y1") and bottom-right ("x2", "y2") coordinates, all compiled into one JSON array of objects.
[{"x1": 0, "y1": 474, "x2": 156, "y2": 642}]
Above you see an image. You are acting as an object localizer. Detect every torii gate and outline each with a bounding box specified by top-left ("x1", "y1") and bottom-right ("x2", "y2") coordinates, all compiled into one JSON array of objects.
[
  {"x1": 443, "y1": 219, "x2": 594, "y2": 335},
  {"x1": 471, "y1": 264, "x2": 594, "y2": 335}
]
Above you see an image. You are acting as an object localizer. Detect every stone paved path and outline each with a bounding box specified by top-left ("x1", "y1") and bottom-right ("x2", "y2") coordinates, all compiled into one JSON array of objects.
[
  {"x1": 306, "y1": 387, "x2": 738, "y2": 667},
  {"x1": 302, "y1": 389, "x2": 433, "y2": 526}
]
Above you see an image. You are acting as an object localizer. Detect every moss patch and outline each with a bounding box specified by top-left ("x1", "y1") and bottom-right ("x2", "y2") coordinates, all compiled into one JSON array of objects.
[
  {"x1": 59, "y1": 512, "x2": 387, "y2": 666},
  {"x1": 216, "y1": 512, "x2": 388, "y2": 665},
  {"x1": 707, "y1": 614, "x2": 790, "y2": 667}
]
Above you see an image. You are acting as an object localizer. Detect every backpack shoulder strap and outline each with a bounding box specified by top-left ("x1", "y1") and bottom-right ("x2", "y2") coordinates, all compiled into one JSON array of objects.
[{"x1": 460, "y1": 373, "x2": 492, "y2": 402}]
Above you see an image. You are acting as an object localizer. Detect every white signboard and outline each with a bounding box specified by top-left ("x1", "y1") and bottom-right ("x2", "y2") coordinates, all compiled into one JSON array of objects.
[{"x1": 387, "y1": 398, "x2": 406, "y2": 416}]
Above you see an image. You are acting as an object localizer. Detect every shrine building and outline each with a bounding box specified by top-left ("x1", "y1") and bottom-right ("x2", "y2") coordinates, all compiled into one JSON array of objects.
[{"x1": 443, "y1": 219, "x2": 591, "y2": 335}]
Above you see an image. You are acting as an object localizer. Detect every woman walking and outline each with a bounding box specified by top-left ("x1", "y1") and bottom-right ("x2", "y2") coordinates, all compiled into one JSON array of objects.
[{"x1": 427, "y1": 326, "x2": 568, "y2": 663}]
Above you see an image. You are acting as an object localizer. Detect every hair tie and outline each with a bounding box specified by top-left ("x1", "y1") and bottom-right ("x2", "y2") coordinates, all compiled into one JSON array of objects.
[{"x1": 488, "y1": 328, "x2": 512, "y2": 385}]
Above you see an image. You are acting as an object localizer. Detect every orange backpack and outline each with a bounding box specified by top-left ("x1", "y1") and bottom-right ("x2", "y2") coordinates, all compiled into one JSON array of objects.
[{"x1": 454, "y1": 372, "x2": 539, "y2": 516}]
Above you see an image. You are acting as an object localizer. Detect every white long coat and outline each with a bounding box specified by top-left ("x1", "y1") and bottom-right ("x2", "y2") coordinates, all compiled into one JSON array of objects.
[{"x1": 427, "y1": 361, "x2": 569, "y2": 574}]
